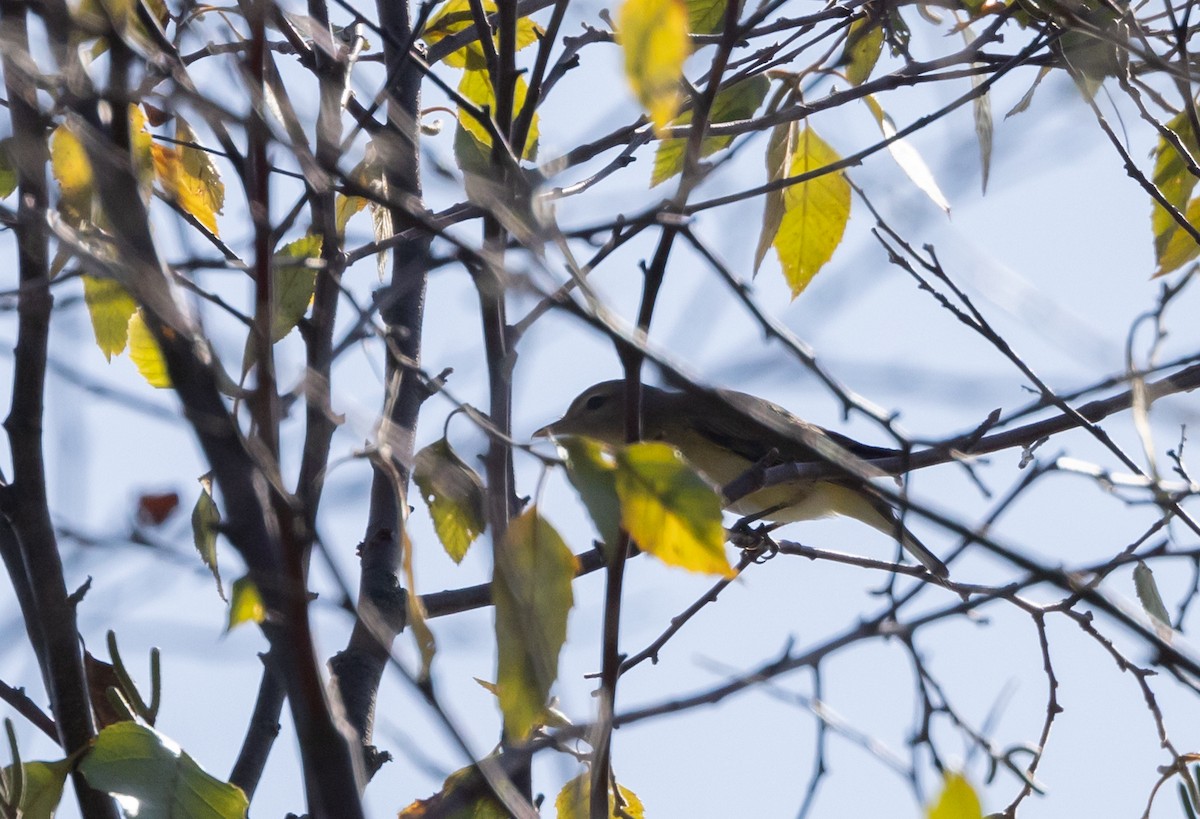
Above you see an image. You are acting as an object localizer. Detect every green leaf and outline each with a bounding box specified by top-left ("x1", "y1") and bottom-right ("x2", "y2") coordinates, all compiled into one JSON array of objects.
[
  {"x1": 494, "y1": 507, "x2": 577, "y2": 741},
  {"x1": 555, "y1": 772, "x2": 646, "y2": 819},
  {"x1": 271, "y1": 234, "x2": 322, "y2": 342},
  {"x1": 684, "y1": 0, "x2": 726, "y2": 34},
  {"x1": 772, "y1": 125, "x2": 851, "y2": 298},
  {"x1": 614, "y1": 442, "x2": 732, "y2": 577},
  {"x1": 3, "y1": 758, "x2": 71, "y2": 819},
  {"x1": 651, "y1": 75, "x2": 770, "y2": 187},
  {"x1": 754, "y1": 120, "x2": 793, "y2": 273},
  {"x1": 82, "y1": 276, "x2": 138, "y2": 361},
  {"x1": 556, "y1": 436, "x2": 623, "y2": 556},
  {"x1": 79, "y1": 722, "x2": 248, "y2": 819},
  {"x1": 842, "y1": 18, "x2": 884, "y2": 86},
  {"x1": 192, "y1": 473, "x2": 224, "y2": 600},
  {"x1": 927, "y1": 772, "x2": 982, "y2": 819},
  {"x1": 457, "y1": 69, "x2": 539, "y2": 160},
  {"x1": 127, "y1": 310, "x2": 172, "y2": 388},
  {"x1": 227, "y1": 576, "x2": 265, "y2": 631},
  {"x1": 413, "y1": 437, "x2": 487, "y2": 563},
  {"x1": 617, "y1": 0, "x2": 690, "y2": 135},
  {"x1": 0, "y1": 138, "x2": 17, "y2": 199},
  {"x1": 1154, "y1": 197, "x2": 1200, "y2": 276},
  {"x1": 863, "y1": 95, "x2": 949, "y2": 213},
  {"x1": 1134, "y1": 560, "x2": 1172, "y2": 628}
]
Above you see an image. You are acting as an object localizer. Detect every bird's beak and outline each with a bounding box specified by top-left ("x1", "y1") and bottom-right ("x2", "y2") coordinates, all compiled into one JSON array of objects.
[{"x1": 532, "y1": 423, "x2": 554, "y2": 439}]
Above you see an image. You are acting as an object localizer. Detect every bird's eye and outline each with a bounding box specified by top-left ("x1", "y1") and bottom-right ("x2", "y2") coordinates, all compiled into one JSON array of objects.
[{"x1": 585, "y1": 394, "x2": 607, "y2": 411}]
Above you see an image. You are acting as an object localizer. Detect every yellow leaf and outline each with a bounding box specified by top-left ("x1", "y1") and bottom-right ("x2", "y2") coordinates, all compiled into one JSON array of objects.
[
  {"x1": 128, "y1": 104, "x2": 154, "y2": 186},
  {"x1": 773, "y1": 125, "x2": 850, "y2": 298},
  {"x1": 127, "y1": 310, "x2": 172, "y2": 388},
  {"x1": 617, "y1": 0, "x2": 690, "y2": 135},
  {"x1": 227, "y1": 575, "x2": 265, "y2": 630},
  {"x1": 555, "y1": 772, "x2": 645, "y2": 819},
  {"x1": 422, "y1": 0, "x2": 542, "y2": 69},
  {"x1": 413, "y1": 438, "x2": 487, "y2": 563},
  {"x1": 399, "y1": 763, "x2": 508, "y2": 818},
  {"x1": 494, "y1": 507, "x2": 577, "y2": 741},
  {"x1": 1152, "y1": 110, "x2": 1200, "y2": 276},
  {"x1": 842, "y1": 18, "x2": 884, "y2": 86},
  {"x1": 1152, "y1": 196, "x2": 1200, "y2": 277},
  {"x1": 152, "y1": 119, "x2": 224, "y2": 234},
  {"x1": 457, "y1": 69, "x2": 539, "y2": 160},
  {"x1": 50, "y1": 124, "x2": 93, "y2": 214},
  {"x1": 82, "y1": 275, "x2": 137, "y2": 360},
  {"x1": 927, "y1": 773, "x2": 983, "y2": 819},
  {"x1": 651, "y1": 75, "x2": 769, "y2": 187},
  {"x1": 614, "y1": 442, "x2": 732, "y2": 577},
  {"x1": 864, "y1": 95, "x2": 950, "y2": 213}
]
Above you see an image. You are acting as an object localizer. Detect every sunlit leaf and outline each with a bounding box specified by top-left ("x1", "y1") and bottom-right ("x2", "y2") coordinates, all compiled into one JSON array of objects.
[
  {"x1": 192, "y1": 473, "x2": 224, "y2": 600},
  {"x1": 457, "y1": 69, "x2": 539, "y2": 160},
  {"x1": 754, "y1": 120, "x2": 793, "y2": 273},
  {"x1": 555, "y1": 772, "x2": 645, "y2": 819},
  {"x1": 494, "y1": 507, "x2": 577, "y2": 741},
  {"x1": 227, "y1": 576, "x2": 265, "y2": 630},
  {"x1": 82, "y1": 275, "x2": 138, "y2": 360},
  {"x1": 614, "y1": 442, "x2": 732, "y2": 577},
  {"x1": 127, "y1": 310, "x2": 172, "y2": 388},
  {"x1": 398, "y1": 762, "x2": 507, "y2": 818},
  {"x1": 864, "y1": 95, "x2": 949, "y2": 213},
  {"x1": 151, "y1": 119, "x2": 225, "y2": 234},
  {"x1": 842, "y1": 18, "x2": 884, "y2": 86},
  {"x1": 685, "y1": 0, "x2": 727, "y2": 34},
  {"x1": 651, "y1": 75, "x2": 769, "y2": 187},
  {"x1": 80, "y1": 722, "x2": 248, "y2": 819},
  {"x1": 4, "y1": 758, "x2": 71, "y2": 819},
  {"x1": 1152, "y1": 110, "x2": 1200, "y2": 277},
  {"x1": 927, "y1": 772, "x2": 982, "y2": 819},
  {"x1": 1154, "y1": 197, "x2": 1200, "y2": 276},
  {"x1": 557, "y1": 436, "x2": 623, "y2": 557},
  {"x1": 414, "y1": 438, "x2": 487, "y2": 563},
  {"x1": 617, "y1": 0, "x2": 690, "y2": 135},
  {"x1": 422, "y1": 0, "x2": 541, "y2": 69},
  {"x1": 50, "y1": 124, "x2": 93, "y2": 214},
  {"x1": 271, "y1": 234, "x2": 322, "y2": 341},
  {"x1": 772, "y1": 125, "x2": 851, "y2": 298}
]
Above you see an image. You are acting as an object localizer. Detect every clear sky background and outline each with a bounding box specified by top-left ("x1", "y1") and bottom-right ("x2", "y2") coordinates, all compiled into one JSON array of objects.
[{"x1": 4, "y1": 0, "x2": 1200, "y2": 816}]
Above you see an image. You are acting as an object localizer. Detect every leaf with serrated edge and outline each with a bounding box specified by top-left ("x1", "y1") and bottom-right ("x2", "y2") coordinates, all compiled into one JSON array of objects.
[
  {"x1": 151, "y1": 119, "x2": 224, "y2": 235},
  {"x1": 652, "y1": 75, "x2": 769, "y2": 187},
  {"x1": 83, "y1": 276, "x2": 138, "y2": 360},
  {"x1": 457, "y1": 69, "x2": 539, "y2": 160},
  {"x1": 414, "y1": 438, "x2": 487, "y2": 563},
  {"x1": 557, "y1": 436, "x2": 623, "y2": 556},
  {"x1": 192, "y1": 473, "x2": 224, "y2": 600},
  {"x1": 272, "y1": 235, "x2": 322, "y2": 342},
  {"x1": 227, "y1": 576, "x2": 265, "y2": 631},
  {"x1": 773, "y1": 125, "x2": 851, "y2": 298},
  {"x1": 614, "y1": 442, "x2": 732, "y2": 577},
  {"x1": 127, "y1": 311, "x2": 172, "y2": 388},
  {"x1": 617, "y1": 0, "x2": 690, "y2": 135},
  {"x1": 79, "y1": 722, "x2": 249, "y2": 819},
  {"x1": 864, "y1": 95, "x2": 949, "y2": 213},
  {"x1": 555, "y1": 772, "x2": 646, "y2": 819},
  {"x1": 494, "y1": 507, "x2": 577, "y2": 741},
  {"x1": 927, "y1": 772, "x2": 982, "y2": 819}
]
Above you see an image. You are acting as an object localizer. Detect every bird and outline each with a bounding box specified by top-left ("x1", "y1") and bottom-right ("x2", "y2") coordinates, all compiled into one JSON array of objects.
[{"x1": 534, "y1": 380, "x2": 948, "y2": 577}]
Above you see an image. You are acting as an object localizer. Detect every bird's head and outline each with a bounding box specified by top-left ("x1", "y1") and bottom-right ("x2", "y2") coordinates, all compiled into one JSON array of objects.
[{"x1": 532, "y1": 380, "x2": 629, "y2": 444}]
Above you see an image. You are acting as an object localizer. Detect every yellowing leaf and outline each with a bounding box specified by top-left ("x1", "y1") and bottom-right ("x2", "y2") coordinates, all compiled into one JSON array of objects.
[
  {"x1": 413, "y1": 437, "x2": 487, "y2": 563},
  {"x1": 1152, "y1": 111, "x2": 1200, "y2": 276},
  {"x1": 1154, "y1": 197, "x2": 1200, "y2": 277},
  {"x1": 0, "y1": 138, "x2": 18, "y2": 199},
  {"x1": 82, "y1": 275, "x2": 137, "y2": 360},
  {"x1": 614, "y1": 442, "x2": 732, "y2": 577},
  {"x1": 50, "y1": 124, "x2": 93, "y2": 214},
  {"x1": 422, "y1": 0, "x2": 542, "y2": 69},
  {"x1": 152, "y1": 119, "x2": 224, "y2": 234},
  {"x1": 685, "y1": 0, "x2": 727, "y2": 34},
  {"x1": 228, "y1": 576, "x2": 265, "y2": 630},
  {"x1": 128, "y1": 104, "x2": 154, "y2": 186},
  {"x1": 773, "y1": 125, "x2": 851, "y2": 298},
  {"x1": 555, "y1": 772, "x2": 645, "y2": 819},
  {"x1": 651, "y1": 75, "x2": 769, "y2": 187},
  {"x1": 192, "y1": 473, "x2": 224, "y2": 601},
  {"x1": 927, "y1": 772, "x2": 983, "y2": 819},
  {"x1": 127, "y1": 310, "x2": 172, "y2": 388},
  {"x1": 864, "y1": 95, "x2": 950, "y2": 213},
  {"x1": 457, "y1": 69, "x2": 539, "y2": 160},
  {"x1": 271, "y1": 235, "x2": 322, "y2": 341},
  {"x1": 754, "y1": 120, "x2": 793, "y2": 273},
  {"x1": 557, "y1": 436, "x2": 623, "y2": 557},
  {"x1": 494, "y1": 507, "x2": 577, "y2": 741},
  {"x1": 842, "y1": 18, "x2": 884, "y2": 86},
  {"x1": 399, "y1": 763, "x2": 507, "y2": 818},
  {"x1": 617, "y1": 0, "x2": 690, "y2": 135}
]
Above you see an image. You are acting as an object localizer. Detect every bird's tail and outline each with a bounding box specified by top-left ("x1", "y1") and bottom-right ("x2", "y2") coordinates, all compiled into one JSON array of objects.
[{"x1": 834, "y1": 483, "x2": 949, "y2": 578}]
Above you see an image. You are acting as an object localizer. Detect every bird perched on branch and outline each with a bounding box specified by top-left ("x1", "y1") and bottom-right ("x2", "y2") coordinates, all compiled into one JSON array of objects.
[{"x1": 535, "y1": 380, "x2": 948, "y2": 577}]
